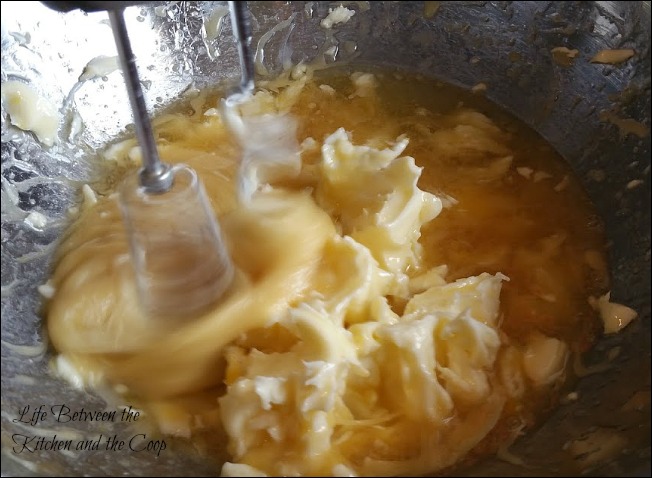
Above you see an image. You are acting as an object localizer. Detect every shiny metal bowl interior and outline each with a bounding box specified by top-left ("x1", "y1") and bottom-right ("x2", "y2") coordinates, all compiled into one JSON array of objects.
[{"x1": 1, "y1": 1, "x2": 650, "y2": 476}]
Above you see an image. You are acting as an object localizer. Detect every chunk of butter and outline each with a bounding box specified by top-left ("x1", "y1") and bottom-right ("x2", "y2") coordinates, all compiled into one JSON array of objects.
[
  {"x1": 522, "y1": 332, "x2": 568, "y2": 386},
  {"x1": 589, "y1": 292, "x2": 638, "y2": 334},
  {"x1": 1, "y1": 81, "x2": 59, "y2": 146}
]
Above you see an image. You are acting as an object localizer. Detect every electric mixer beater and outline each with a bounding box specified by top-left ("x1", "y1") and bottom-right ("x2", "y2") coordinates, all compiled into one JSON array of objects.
[{"x1": 42, "y1": 1, "x2": 236, "y2": 318}]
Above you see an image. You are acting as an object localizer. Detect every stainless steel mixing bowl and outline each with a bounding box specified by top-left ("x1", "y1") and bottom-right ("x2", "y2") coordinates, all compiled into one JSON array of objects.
[{"x1": 1, "y1": 1, "x2": 650, "y2": 476}]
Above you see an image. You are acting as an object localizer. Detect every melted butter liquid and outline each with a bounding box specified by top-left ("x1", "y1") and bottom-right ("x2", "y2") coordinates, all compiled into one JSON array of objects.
[{"x1": 292, "y1": 68, "x2": 608, "y2": 349}]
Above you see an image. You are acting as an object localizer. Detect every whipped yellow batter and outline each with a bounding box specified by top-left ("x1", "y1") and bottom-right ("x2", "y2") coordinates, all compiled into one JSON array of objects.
[{"x1": 44, "y1": 69, "x2": 611, "y2": 477}]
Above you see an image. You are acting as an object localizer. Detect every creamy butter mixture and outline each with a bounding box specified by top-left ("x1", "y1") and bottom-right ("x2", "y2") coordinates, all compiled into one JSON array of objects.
[{"x1": 43, "y1": 69, "x2": 628, "y2": 477}]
